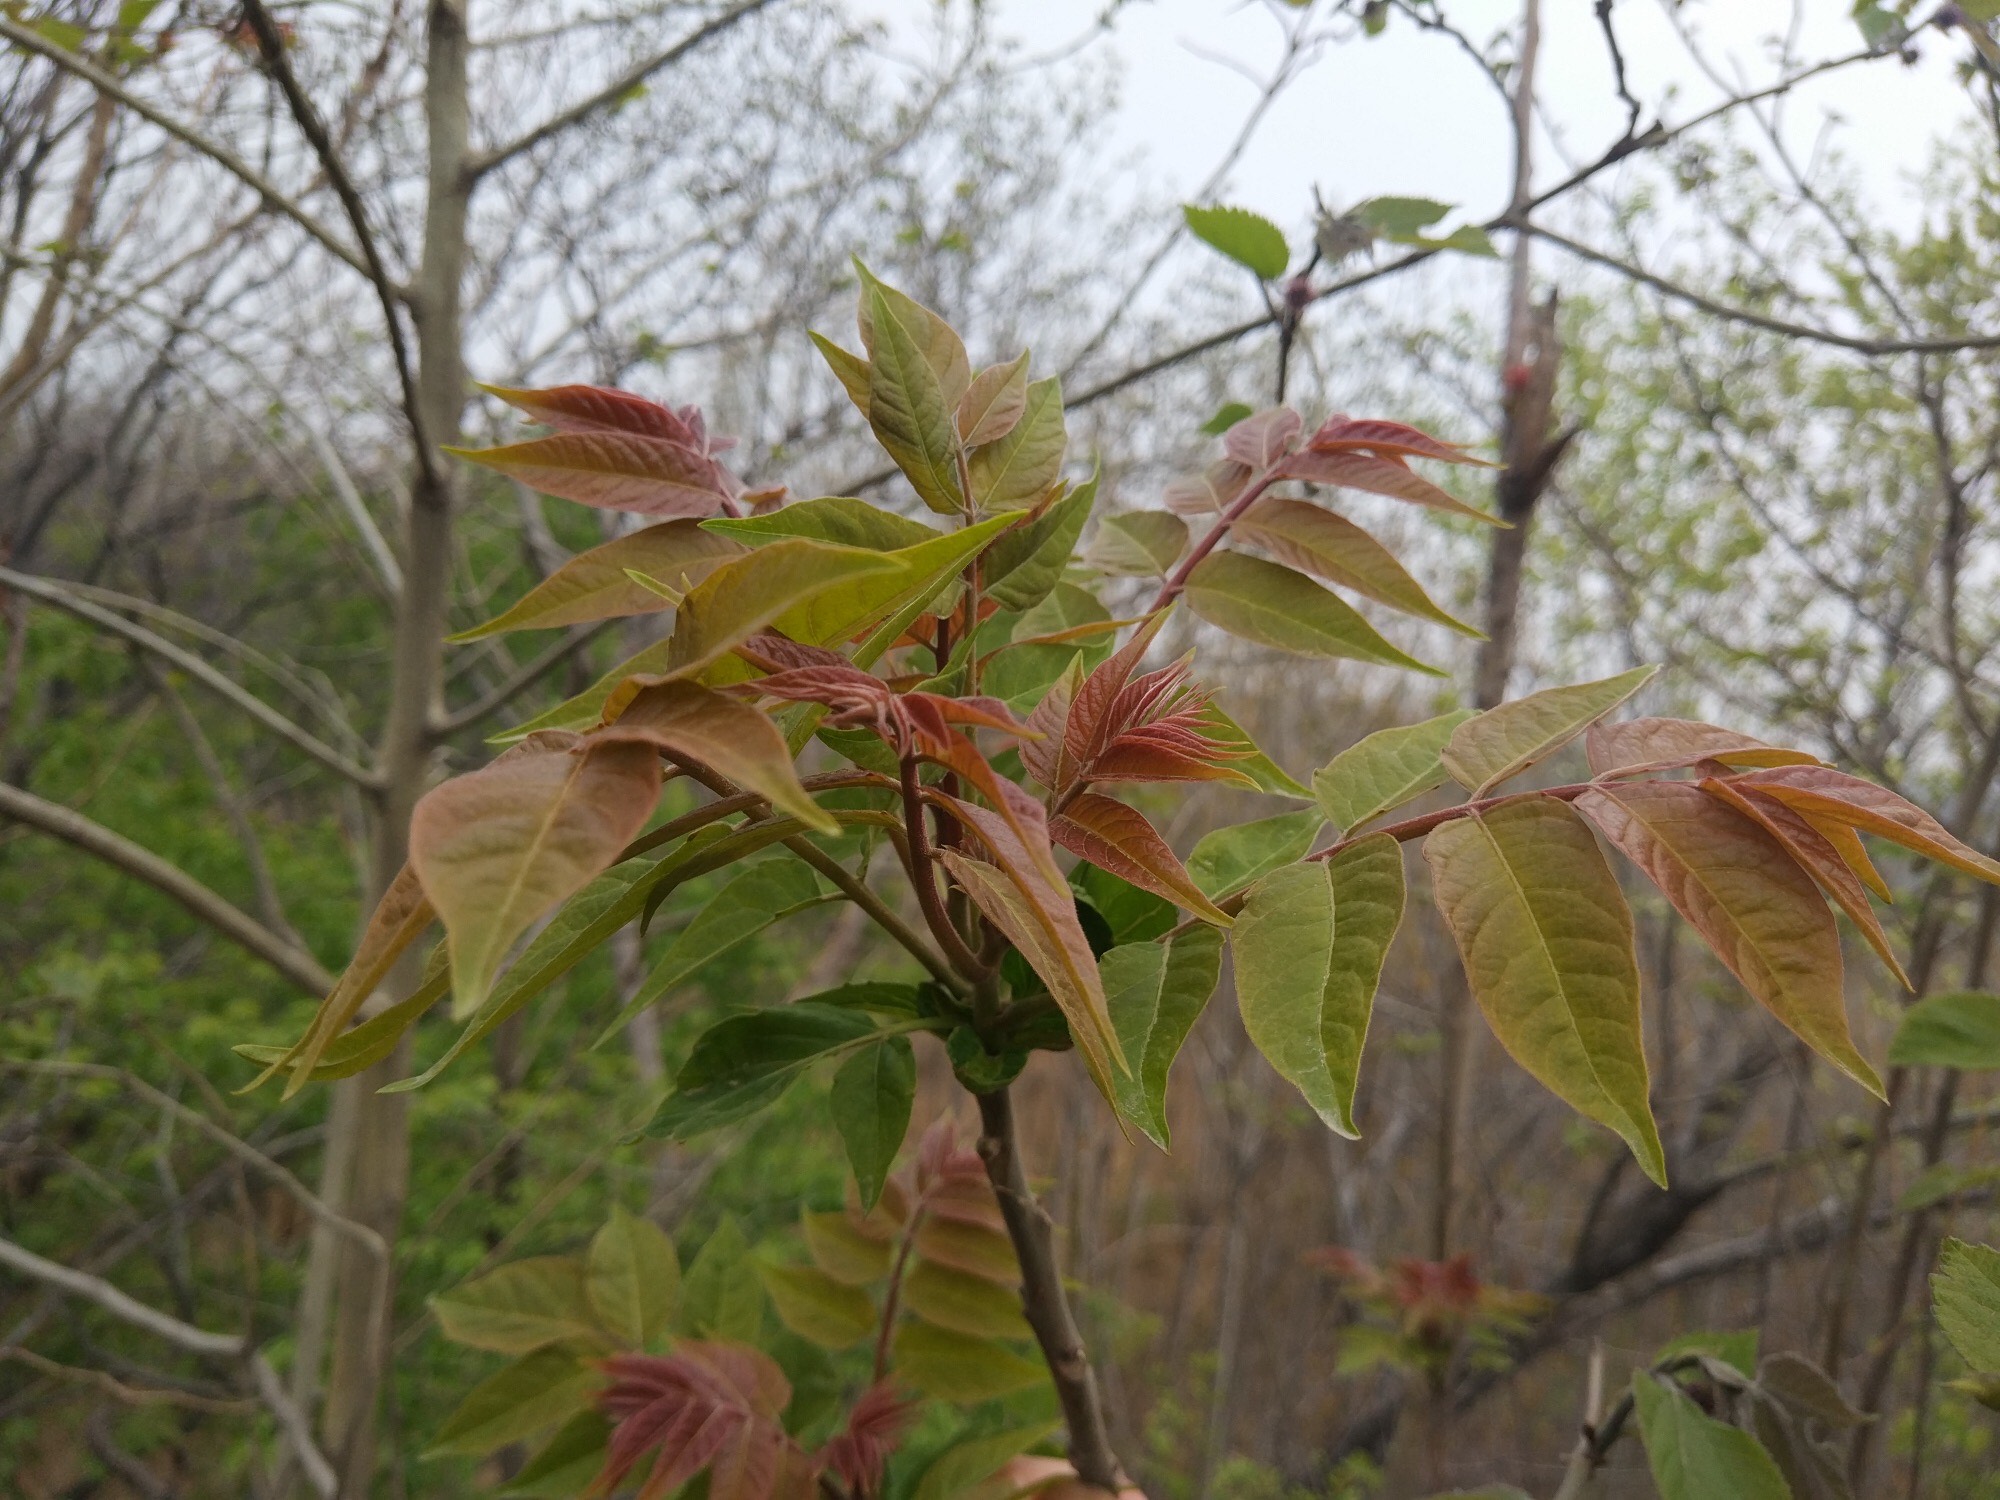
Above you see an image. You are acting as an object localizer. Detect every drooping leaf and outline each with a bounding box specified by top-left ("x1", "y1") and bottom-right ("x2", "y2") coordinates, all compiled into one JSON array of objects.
[
  {"x1": 1736, "y1": 766, "x2": 2000, "y2": 887},
  {"x1": 1234, "y1": 837, "x2": 1404, "y2": 1138},
  {"x1": 1085, "y1": 510, "x2": 1189, "y2": 577},
  {"x1": 411, "y1": 735, "x2": 662, "y2": 1022},
  {"x1": 1278, "y1": 447, "x2": 1504, "y2": 525},
  {"x1": 235, "y1": 972, "x2": 446, "y2": 1089},
  {"x1": 1100, "y1": 924, "x2": 1225, "y2": 1148},
  {"x1": 603, "y1": 859, "x2": 830, "y2": 1038},
  {"x1": 891, "y1": 1321, "x2": 1046, "y2": 1403},
  {"x1": 1888, "y1": 991, "x2": 2000, "y2": 1070},
  {"x1": 1577, "y1": 782, "x2": 1884, "y2": 1099},
  {"x1": 1424, "y1": 799, "x2": 1665, "y2": 1186},
  {"x1": 453, "y1": 521, "x2": 742, "y2": 640},
  {"x1": 757, "y1": 1263, "x2": 877, "y2": 1350},
  {"x1": 1236, "y1": 496, "x2": 1479, "y2": 635},
  {"x1": 433, "y1": 1256, "x2": 601, "y2": 1354},
  {"x1": 866, "y1": 283, "x2": 966, "y2": 514},
  {"x1": 587, "y1": 1206, "x2": 681, "y2": 1349},
  {"x1": 1307, "y1": 416, "x2": 1488, "y2": 465},
  {"x1": 1585, "y1": 717, "x2": 1820, "y2": 778},
  {"x1": 1701, "y1": 778, "x2": 1909, "y2": 988},
  {"x1": 817, "y1": 1383, "x2": 918, "y2": 1495},
  {"x1": 1632, "y1": 1374, "x2": 1792, "y2": 1500},
  {"x1": 1184, "y1": 552, "x2": 1442, "y2": 674},
  {"x1": 429, "y1": 1346, "x2": 602, "y2": 1457},
  {"x1": 1187, "y1": 808, "x2": 1325, "y2": 899},
  {"x1": 448, "y1": 431, "x2": 731, "y2": 517},
  {"x1": 958, "y1": 352, "x2": 1031, "y2": 446},
  {"x1": 1755, "y1": 1352, "x2": 1871, "y2": 1431},
  {"x1": 598, "y1": 679, "x2": 837, "y2": 832},
  {"x1": 1052, "y1": 792, "x2": 1232, "y2": 926},
  {"x1": 967, "y1": 376, "x2": 1066, "y2": 513},
  {"x1": 982, "y1": 476, "x2": 1095, "y2": 611},
  {"x1": 1932, "y1": 1237, "x2": 2000, "y2": 1373},
  {"x1": 1314, "y1": 710, "x2": 1476, "y2": 834},
  {"x1": 1182, "y1": 204, "x2": 1290, "y2": 279},
  {"x1": 830, "y1": 1036, "x2": 916, "y2": 1210},
  {"x1": 703, "y1": 495, "x2": 941, "y2": 552},
  {"x1": 1440, "y1": 667, "x2": 1656, "y2": 795},
  {"x1": 650, "y1": 1003, "x2": 886, "y2": 1139}
]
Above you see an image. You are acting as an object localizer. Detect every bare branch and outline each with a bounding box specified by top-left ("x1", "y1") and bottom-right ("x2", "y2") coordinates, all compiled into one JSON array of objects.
[
  {"x1": 0, "y1": 1233, "x2": 339, "y2": 1498},
  {"x1": 0, "y1": 1346, "x2": 254, "y2": 1414},
  {"x1": 0, "y1": 781, "x2": 334, "y2": 997},
  {"x1": 434, "y1": 618, "x2": 620, "y2": 737},
  {"x1": 0, "y1": 16, "x2": 369, "y2": 280},
  {"x1": 468, "y1": 0, "x2": 785, "y2": 180},
  {"x1": 0, "y1": 566, "x2": 378, "y2": 786}
]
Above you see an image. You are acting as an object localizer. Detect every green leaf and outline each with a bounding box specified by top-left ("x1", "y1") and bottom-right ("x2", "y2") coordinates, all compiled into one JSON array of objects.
[
  {"x1": 1101, "y1": 925, "x2": 1224, "y2": 1148},
  {"x1": 802, "y1": 1210, "x2": 893, "y2": 1286},
  {"x1": 1182, "y1": 204, "x2": 1290, "y2": 279},
  {"x1": 1900, "y1": 1160, "x2": 2000, "y2": 1212},
  {"x1": 866, "y1": 284, "x2": 967, "y2": 514},
  {"x1": 811, "y1": 330, "x2": 874, "y2": 415},
  {"x1": 1888, "y1": 990, "x2": 2000, "y2": 1070},
  {"x1": 984, "y1": 481, "x2": 1097, "y2": 611},
  {"x1": 1933, "y1": 1237, "x2": 2000, "y2": 1373},
  {"x1": 1076, "y1": 863, "x2": 1177, "y2": 945},
  {"x1": 831, "y1": 1036, "x2": 916, "y2": 1209},
  {"x1": 451, "y1": 520, "x2": 741, "y2": 639},
  {"x1": 672, "y1": 536, "x2": 907, "y2": 680},
  {"x1": 586, "y1": 1206, "x2": 680, "y2": 1348},
  {"x1": 1424, "y1": 799, "x2": 1665, "y2": 1186},
  {"x1": 913, "y1": 1421, "x2": 1064, "y2": 1500},
  {"x1": 503, "y1": 1408, "x2": 612, "y2": 1498},
  {"x1": 650, "y1": 1002, "x2": 889, "y2": 1139},
  {"x1": 1424, "y1": 224, "x2": 1499, "y2": 257},
  {"x1": 854, "y1": 263, "x2": 971, "y2": 401},
  {"x1": 1632, "y1": 1374, "x2": 1791, "y2": 1500},
  {"x1": 703, "y1": 495, "x2": 942, "y2": 551},
  {"x1": 678, "y1": 1216, "x2": 765, "y2": 1341},
  {"x1": 233, "y1": 975, "x2": 445, "y2": 1085},
  {"x1": 428, "y1": 1347, "x2": 600, "y2": 1457},
  {"x1": 432, "y1": 1256, "x2": 600, "y2": 1355},
  {"x1": 892, "y1": 1320, "x2": 1047, "y2": 1403},
  {"x1": 1233, "y1": 837, "x2": 1404, "y2": 1138},
  {"x1": 1188, "y1": 808, "x2": 1324, "y2": 899},
  {"x1": 1655, "y1": 1329, "x2": 1760, "y2": 1381},
  {"x1": 905, "y1": 1261, "x2": 1032, "y2": 1340},
  {"x1": 758, "y1": 1262, "x2": 878, "y2": 1349},
  {"x1": 1200, "y1": 402, "x2": 1255, "y2": 436},
  {"x1": 1184, "y1": 552, "x2": 1443, "y2": 674},
  {"x1": 968, "y1": 376, "x2": 1066, "y2": 514},
  {"x1": 1315, "y1": 711, "x2": 1476, "y2": 833},
  {"x1": 1441, "y1": 666, "x2": 1657, "y2": 794},
  {"x1": 1236, "y1": 496, "x2": 1480, "y2": 635},
  {"x1": 1195, "y1": 704, "x2": 1312, "y2": 799},
  {"x1": 601, "y1": 859, "x2": 830, "y2": 1041},
  {"x1": 1351, "y1": 197, "x2": 1452, "y2": 238},
  {"x1": 1085, "y1": 511, "x2": 1188, "y2": 577}
]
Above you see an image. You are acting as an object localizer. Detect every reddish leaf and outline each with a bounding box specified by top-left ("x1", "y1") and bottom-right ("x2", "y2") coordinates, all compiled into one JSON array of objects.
[
  {"x1": 449, "y1": 431, "x2": 732, "y2": 518},
  {"x1": 411, "y1": 732, "x2": 662, "y2": 1020},
  {"x1": 593, "y1": 1344, "x2": 806, "y2": 1500},
  {"x1": 1586, "y1": 718, "x2": 1821, "y2": 779},
  {"x1": 816, "y1": 1382, "x2": 917, "y2": 1494},
  {"x1": 481, "y1": 383, "x2": 711, "y2": 451},
  {"x1": 1276, "y1": 447, "x2": 1502, "y2": 526},
  {"x1": 1222, "y1": 407, "x2": 1301, "y2": 469},
  {"x1": 1575, "y1": 781, "x2": 1884, "y2": 1098},
  {"x1": 957, "y1": 353, "x2": 1030, "y2": 446},
  {"x1": 1805, "y1": 815, "x2": 1895, "y2": 902},
  {"x1": 1734, "y1": 767, "x2": 2000, "y2": 886},
  {"x1": 1701, "y1": 778, "x2": 1910, "y2": 988},
  {"x1": 1051, "y1": 793, "x2": 1233, "y2": 927},
  {"x1": 1307, "y1": 415, "x2": 1489, "y2": 465},
  {"x1": 1163, "y1": 459, "x2": 1253, "y2": 516}
]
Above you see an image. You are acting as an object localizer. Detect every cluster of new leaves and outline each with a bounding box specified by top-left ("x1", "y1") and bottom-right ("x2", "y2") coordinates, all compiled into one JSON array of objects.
[
  {"x1": 1309, "y1": 1248, "x2": 1543, "y2": 1384},
  {"x1": 427, "y1": 1127, "x2": 1070, "y2": 1499}
]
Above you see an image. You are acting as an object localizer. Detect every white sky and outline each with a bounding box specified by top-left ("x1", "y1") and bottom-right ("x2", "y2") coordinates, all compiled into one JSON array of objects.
[{"x1": 866, "y1": 1, "x2": 1973, "y2": 237}]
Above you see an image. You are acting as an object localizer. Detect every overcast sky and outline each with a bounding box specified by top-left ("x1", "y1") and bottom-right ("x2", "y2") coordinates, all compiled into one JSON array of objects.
[{"x1": 866, "y1": 1, "x2": 1973, "y2": 242}]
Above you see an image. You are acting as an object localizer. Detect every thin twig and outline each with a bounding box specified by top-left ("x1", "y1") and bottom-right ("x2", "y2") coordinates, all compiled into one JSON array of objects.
[{"x1": 434, "y1": 619, "x2": 620, "y2": 737}]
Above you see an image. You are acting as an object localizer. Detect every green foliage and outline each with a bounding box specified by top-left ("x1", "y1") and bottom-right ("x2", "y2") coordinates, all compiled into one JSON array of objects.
[
  {"x1": 1889, "y1": 990, "x2": 2000, "y2": 1069},
  {"x1": 1182, "y1": 205, "x2": 1290, "y2": 279}
]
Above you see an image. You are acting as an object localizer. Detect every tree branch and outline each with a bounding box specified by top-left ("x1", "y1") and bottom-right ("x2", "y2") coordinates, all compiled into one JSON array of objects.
[
  {"x1": 0, "y1": 16, "x2": 368, "y2": 280},
  {"x1": 0, "y1": 1233, "x2": 338, "y2": 1498},
  {"x1": 0, "y1": 566, "x2": 379, "y2": 786},
  {"x1": 0, "y1": 781, "x2": 334, "y2": 997},
  {"x1": 434, "y1": 619, "x2": 619, "y2": 737},
  {"x1": 779, "y1": 833, "x2": 960, "y2": 992},
  {"x1": 467, "y1": 0, "x2": 784, "y2": 179}
]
